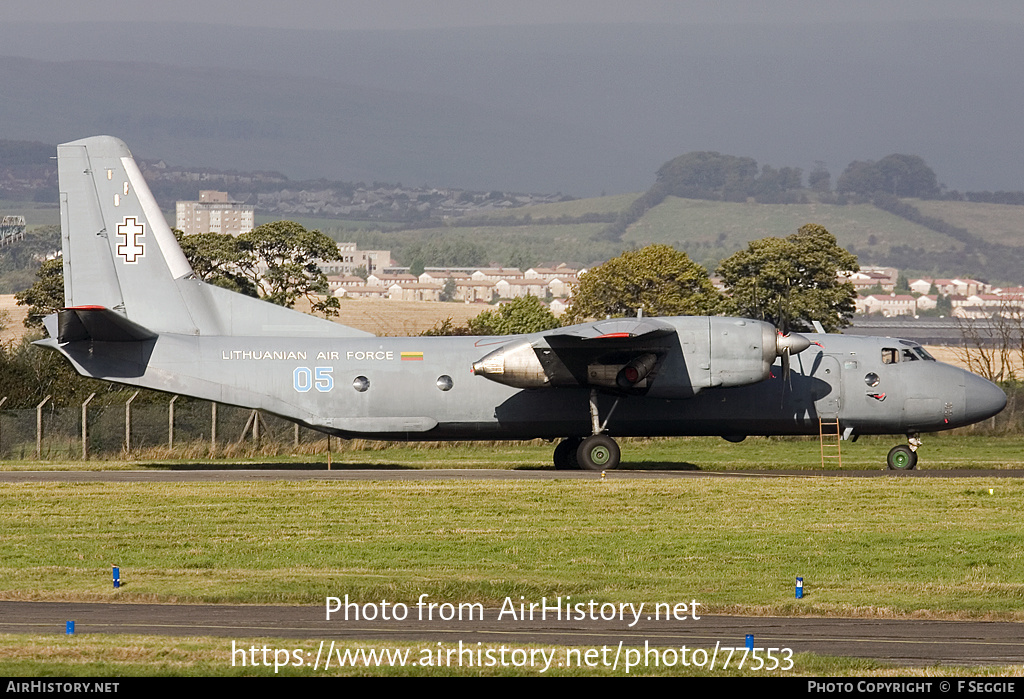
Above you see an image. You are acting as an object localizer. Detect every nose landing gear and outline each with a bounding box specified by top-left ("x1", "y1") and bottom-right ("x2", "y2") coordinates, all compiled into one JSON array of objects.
[{"x1": 887, "y1": 434, "x2": 921, "y2": 470}]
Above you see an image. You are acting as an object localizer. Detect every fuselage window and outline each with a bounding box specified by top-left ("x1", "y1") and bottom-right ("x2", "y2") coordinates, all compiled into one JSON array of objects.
[
  {"x1": 881, "y1": 348, "x2": 898, "y2": 364},
  {"x1": 914, "y1": 347, "x2": 935, "y2": 361}
]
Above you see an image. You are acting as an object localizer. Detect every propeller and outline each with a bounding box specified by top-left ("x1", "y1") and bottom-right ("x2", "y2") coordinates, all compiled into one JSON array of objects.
[{"x1": 776, "y1": 330, "x2": 811, "y2": 387}]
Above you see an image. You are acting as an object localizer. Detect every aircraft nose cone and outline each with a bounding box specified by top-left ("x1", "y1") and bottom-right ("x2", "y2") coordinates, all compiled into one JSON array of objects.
[{"x1": 964, "y1": 374, "x2": 1007, "y2": 422}]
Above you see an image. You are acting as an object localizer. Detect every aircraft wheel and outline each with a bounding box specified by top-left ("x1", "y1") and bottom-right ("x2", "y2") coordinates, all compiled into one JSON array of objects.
[
  {"x1": 886, "y1": 444, "x2": 918, "y2": 471},
  {"x1": 576, "y1": 435, "x2": 620, "y2": 471},
  {"x1": 553, "y1": 438, "x2": 581, "y2": 470}
]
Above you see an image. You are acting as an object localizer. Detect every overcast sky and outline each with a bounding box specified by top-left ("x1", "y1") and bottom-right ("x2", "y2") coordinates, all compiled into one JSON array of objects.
[{"x1": 6, "y1": 0, "x2": 1024, "y2": 30}]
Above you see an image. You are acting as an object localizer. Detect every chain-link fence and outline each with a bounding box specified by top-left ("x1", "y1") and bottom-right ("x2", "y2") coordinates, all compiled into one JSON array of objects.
[{"x1": 0, "y1": 396, "x2": 326, "y2": 460}]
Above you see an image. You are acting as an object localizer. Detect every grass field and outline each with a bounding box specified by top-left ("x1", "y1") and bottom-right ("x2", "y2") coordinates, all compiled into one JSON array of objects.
[
  {"x1": 2, "y1": 468, "x2": 1023, "y2": 618},
  {"x1": 3, "y1": 435, "x2": 1023, "y2": 676},
  {"x1": 0, "y1": 434, "x2": 1019, "y2": 471}
]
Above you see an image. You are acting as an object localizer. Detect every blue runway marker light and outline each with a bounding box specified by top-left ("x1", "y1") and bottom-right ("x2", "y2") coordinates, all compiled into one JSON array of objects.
[
  {"x1": 796, "y1": 576, "x2": 804, "y2": 598},
  {"x1": 66, "y1": 621, "x2": 74, "y2": 635},
  {"x1": 112, "y1": 566, "x2": 120, "y2": 589},
  {"x1": 745, "y1": 634, "x2": 753, "y2": 650}
]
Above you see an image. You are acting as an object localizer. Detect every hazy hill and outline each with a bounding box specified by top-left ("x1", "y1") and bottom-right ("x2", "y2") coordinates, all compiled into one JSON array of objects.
[
  {"x1": 370, "y1": 193, "x2": 1024, "y2": 284},
  {"x1": 1, "y1": 20, "x2": 1024, "y2": 195}
]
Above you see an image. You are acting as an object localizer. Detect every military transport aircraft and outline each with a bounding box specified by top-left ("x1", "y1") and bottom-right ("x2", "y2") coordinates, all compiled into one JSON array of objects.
[{"x1": 39, "y1": 136, "x2": 1007, "y2": 471}]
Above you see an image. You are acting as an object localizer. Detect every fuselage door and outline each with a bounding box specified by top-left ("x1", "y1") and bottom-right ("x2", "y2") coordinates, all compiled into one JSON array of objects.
[{"x1": 812, "y1": 354, "x2": 842, "y2": 417}]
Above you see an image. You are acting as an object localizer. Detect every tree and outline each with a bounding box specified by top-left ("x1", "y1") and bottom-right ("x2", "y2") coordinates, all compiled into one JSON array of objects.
[
  {"x1": 655, "y1": 152, "x2": 758, "y2": 201},
  {"x1": 875, "y1": 154, "x2": 940, "y2": 198},
  {"x1": 15, "y1": 257, "x2": 64, "y2": 328},
  {"x1": 808, "y1": 163, "x2": 831, "y2": 193},
  {"x1": 173, "y1": 230, "x2": 258, "y2": 296},
  {"x1": 238, "y1": 221, "x2": 342, "y2": 316},
  {"x1": 440, "y1": 277, "x2": 457, "y2": 302},
  {"x1": 565, "y1": 244, "x2": 724, "y2": 323},
  {"x1": 468, "y1": 295, "x2": 561, "y2": 335},
  {"x1": 420, "y1": 296, "x2": 561, "y2": 336},
  {"x1": 717, "y1": 224, "x2": 858, "y2": 333},
  {"x1": 836, "y1": 154, "x2": 940, "y2": 198}
]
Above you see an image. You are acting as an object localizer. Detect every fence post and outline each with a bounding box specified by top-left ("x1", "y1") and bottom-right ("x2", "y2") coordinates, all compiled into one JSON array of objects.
[
  {"x1": 81, "y1": 393, "x2": 96, "y2": 460},
  {"x1": 36, "y1": 395, "x2": 51, "y2": 460},
  {"x1": 168, "y1": 396, "x2": 178, "y2": 450},
  {"x1": 124, "y1": 391, "x2": 140, "y2": 453},
  {"x1": 211, "y1": 402, "x2": 217, "y2": 456},
  {"x1": 0, "y1": 396, "x2": 7, "y2": 457},
  {"x1": 294, "y1": 422, "x2": 299, "y2": 449}
]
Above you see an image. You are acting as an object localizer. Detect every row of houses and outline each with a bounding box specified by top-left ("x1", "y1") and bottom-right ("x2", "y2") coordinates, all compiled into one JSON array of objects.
[
  {"x1": 846, "y1": 267, "x2": 1022, "y2": 318},
  {"x1": 327, "y1": 264, "x2": 583, "y2": 313},
  {"x1": 858, "y1": 290, "x2": 1024, "y2": 318},
  {"x1": 843, "y1": 268, "x2": 994, "y2": 297}
]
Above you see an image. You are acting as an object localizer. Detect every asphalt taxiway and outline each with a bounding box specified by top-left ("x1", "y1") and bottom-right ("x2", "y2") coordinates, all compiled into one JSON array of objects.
[{"x1": 2, "y1": 601, "x2": 1021, "y2": 666}]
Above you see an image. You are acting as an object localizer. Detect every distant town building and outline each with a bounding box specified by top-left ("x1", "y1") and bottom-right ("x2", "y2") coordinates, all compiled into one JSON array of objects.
[
  {"x1": 318, "y1": 244, "x2": 392, "y2": 276},
  {"x1": 857, "y1": 293, "x2": 938, "y2": 317},
  {"x1": 842, "y1": 266, "x2": 898, "y2": 292},
  {"x1": 0, "y1": 215, "x2": 26, "y2": 248},
  {"x1": 175, "y1": 191, "x2": 255, "y2": 236},
  {"x1": 328, "y1": 261, "x2": 579, "y2": 307}
]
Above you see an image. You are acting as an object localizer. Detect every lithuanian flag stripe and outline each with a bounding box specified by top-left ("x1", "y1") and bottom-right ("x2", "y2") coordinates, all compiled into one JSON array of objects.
[{"x1": 401, "y1": 352, "x2": 424, "y2": 361}]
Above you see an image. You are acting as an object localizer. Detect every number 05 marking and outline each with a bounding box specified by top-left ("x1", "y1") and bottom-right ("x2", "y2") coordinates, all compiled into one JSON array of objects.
[{"x1": 294, "y1": 367, "x2": 334, "y2": 393}]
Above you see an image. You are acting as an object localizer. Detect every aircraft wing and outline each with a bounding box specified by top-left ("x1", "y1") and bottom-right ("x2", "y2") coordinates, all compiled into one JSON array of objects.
[
  {"x1": 540, "y1": 317, "x2": 676, "y2": 342},
  {"x1": 473, "y1": 317, "x2": 678, "y2": 392},
  {"x1": 473, "y1": 316, "x2": 810, "y2": 398}
]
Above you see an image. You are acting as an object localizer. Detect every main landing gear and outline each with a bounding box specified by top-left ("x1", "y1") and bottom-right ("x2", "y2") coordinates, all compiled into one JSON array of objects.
[
  {"x1": 553, "y1": 390, "x2": 623, "y2": 471},
  {"x1": 886, "y1": 434, "x2": 921, "y2": 470}
]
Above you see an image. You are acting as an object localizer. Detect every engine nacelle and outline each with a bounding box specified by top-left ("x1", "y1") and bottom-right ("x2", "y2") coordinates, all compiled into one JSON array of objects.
[
  {"x1": 471, "y1": 316, "x2": 810, "y2": 398},
  {"x1": 636, "y1": 317, "x2": 809, "y2": 399}
]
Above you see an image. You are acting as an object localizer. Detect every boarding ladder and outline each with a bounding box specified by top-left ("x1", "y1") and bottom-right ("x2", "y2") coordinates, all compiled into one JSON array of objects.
[{"x1": 818, "y1": 417, "x2": 842, "y2": 468}]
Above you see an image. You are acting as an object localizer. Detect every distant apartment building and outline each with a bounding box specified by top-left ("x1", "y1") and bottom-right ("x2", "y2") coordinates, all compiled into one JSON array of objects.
[
  {"x1": 175, "y1": 191, "x2": 255, "y2": 236},
  {"x1": 318, "y1": 243, "x2": 392, "y2": 276}
]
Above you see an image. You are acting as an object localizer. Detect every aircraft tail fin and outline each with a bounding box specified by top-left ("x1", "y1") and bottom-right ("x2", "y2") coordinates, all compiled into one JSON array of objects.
[{"x1": 57, "y1": 136, "x2": 370, "y2": 338}]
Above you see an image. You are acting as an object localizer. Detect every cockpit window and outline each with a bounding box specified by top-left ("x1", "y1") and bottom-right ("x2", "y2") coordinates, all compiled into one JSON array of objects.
[
  {"x1": 881, "y1": 348, "x2": 898, "y2": 364},
  {"x1": 897, "y1": 340, "x2": 936, "y2": 361},
  {"x1": 902, "y1": 349, "x2": 919, "y2": 361}
]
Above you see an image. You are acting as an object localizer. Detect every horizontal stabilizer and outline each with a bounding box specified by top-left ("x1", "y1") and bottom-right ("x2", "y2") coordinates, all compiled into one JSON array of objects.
[{"x1": 58, "y1": 306, "x2": 157, "y2": 343}]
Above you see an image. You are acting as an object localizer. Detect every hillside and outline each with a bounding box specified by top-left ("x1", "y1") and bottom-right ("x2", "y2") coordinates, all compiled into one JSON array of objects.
[
  {"x1": 911, "y1": 200, "x2": 1024, "y2": 248},
  {"x1": 5, "y1": 188, "x2": 1024, "y2": 284},
  {"x1": 378, "y1": 193, "x2": 998, "y2": 278}
]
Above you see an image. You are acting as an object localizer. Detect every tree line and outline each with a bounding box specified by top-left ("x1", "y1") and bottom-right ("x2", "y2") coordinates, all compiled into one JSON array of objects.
[{"x1": 431, "y1": 224, "x2": 858, "y2": 337}]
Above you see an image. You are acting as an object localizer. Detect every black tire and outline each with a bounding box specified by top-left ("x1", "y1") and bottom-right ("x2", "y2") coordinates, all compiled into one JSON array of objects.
[
  {"x1": 576, "y1": 434, "x2": 621, "y2": 471},
  {"x1": 553, "y1": 438, "x2": 581, "y2": 470},
  {"x1": 886, "y1": 444, "x2": 918, "y2": 470}
]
